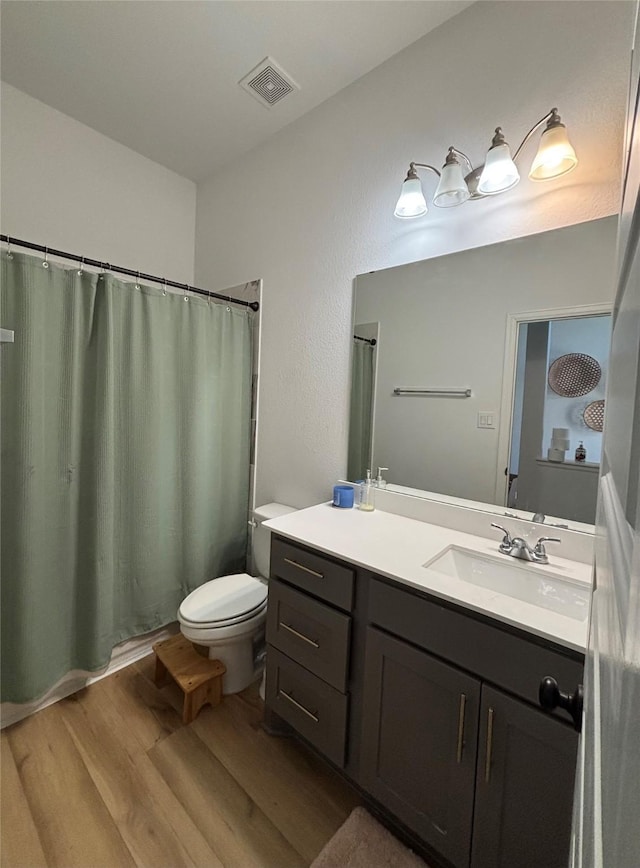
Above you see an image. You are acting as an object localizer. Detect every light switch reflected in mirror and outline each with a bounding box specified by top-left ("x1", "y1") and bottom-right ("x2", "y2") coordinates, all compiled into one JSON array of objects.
[{"x1": 349, "y1": 217, "x2": 617, "y2": 531}]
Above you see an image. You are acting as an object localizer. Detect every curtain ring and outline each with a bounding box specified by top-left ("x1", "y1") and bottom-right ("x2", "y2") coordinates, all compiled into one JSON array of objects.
[
  {"x1": 162, "y1": 277, "x2": 167, "y2": 297},
  {"x1": 77, "y1": 256, "x2": 85, "y2": 277},
  {"x1": 184, "y1": 285, "x2": 190, "y2": 301},
  {"x1": 6, "y1": 236, "x2": 13, "y2": 259},
  {"x1": 135, "y1": 270, "x2": 141, "y2": 290},
  {"x1": 42, "y1": 247, "x2": 49, "y2": 269}
]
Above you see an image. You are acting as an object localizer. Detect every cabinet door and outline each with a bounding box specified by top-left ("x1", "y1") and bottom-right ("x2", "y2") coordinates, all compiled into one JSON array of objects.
[
  {"x1": 472, "y1": 685, "x2": 578, "y2": 868},
  {"x1": 360, "y1": 627, "x2": 481, "y2": 868}
]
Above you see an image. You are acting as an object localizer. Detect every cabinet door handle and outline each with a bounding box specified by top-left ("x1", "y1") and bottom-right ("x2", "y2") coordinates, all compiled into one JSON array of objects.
[
  {"x1": 279, "y1": 621, "x2": 320, "y2": 648},
  {"x1": 279, "y1": 689, "x2": 319, "y2": 723},
  {"x1": 456, "y1": 693, "x2": 467, "y2": 763},
  {"x1": 484, "y1": 707, "x2": 495, "y2": 783},
  {"x1": 283, "y1": 557, "x2": 324, "y2": 580}
]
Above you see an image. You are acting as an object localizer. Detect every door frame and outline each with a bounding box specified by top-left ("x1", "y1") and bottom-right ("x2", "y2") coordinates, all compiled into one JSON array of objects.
[{"x1": 494, "y1": 302, "x2": 613, "y2": 507}]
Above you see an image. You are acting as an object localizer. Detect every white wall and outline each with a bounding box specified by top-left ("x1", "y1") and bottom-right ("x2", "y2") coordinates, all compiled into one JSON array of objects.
[
  {"x1": 1, "y1": 84, "x2": 196, "y2": 282},
  {"x1": 195, "y1": 0, "x2": 633, "y2": 509}
]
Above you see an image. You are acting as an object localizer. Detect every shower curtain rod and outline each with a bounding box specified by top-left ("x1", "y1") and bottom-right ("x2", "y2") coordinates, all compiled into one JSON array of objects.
[
  {"x1": 0, "y1": 235, "x2": 260, "y2": 311},
  {"x1": 354, "y1": 334, "x2": 377, "y2": 346}
]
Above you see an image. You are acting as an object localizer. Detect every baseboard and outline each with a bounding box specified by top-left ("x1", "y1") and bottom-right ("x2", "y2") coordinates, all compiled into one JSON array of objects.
[{"x1": 1, "y1": 622, "x2": 180, "y2": 730}]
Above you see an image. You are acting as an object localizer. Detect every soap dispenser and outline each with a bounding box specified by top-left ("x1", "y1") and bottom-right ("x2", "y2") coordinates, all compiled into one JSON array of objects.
[
  {"x1": 359, "y1": 470, "x2": 376, "y2": 512},
  {"x1": 376, "y1": 467, "x2": 389, "y2": 489}
]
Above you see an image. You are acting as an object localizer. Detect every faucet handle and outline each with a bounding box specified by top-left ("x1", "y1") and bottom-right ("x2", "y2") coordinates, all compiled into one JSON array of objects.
[
  {"x1": 491, "y1": 523, "x2": 513, "y2": 552},
  {"x1": 534, "y1": 537, "x2": 561, "y2": 557},
  {"x1": 491, "y1": 522, "x2": 512, "y2": 538}
]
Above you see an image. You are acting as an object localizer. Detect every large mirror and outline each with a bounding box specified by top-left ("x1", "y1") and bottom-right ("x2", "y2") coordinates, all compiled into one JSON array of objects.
[{"x1": 349, "y1": 216, "x2": 617, "y2": 530}]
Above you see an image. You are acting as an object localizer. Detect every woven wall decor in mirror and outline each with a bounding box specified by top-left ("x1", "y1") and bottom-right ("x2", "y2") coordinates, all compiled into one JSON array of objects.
[
  {"x1": 583, "y1": 399, "x2": 605, "y2": 431},
  {"x1": 548, "y1": 352, "x2": 602, "y2": 397}
]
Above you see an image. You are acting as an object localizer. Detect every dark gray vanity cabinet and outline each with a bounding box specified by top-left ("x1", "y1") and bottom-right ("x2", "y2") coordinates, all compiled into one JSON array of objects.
[
  {"x1": 364, "y1": 576, "x2": 581, "y2": 868},
  {"x1": 265, "y1": 535, "x2": 583, "y2": 868},
  {"x1": 358, "y1": 620, "x2": 579, "y2": 868},
  {"x1": 360, "y1": 626, "x2": 481, "y2": 868},
  {"x1": 471, "y1": 685, "x2": 578, "y2": 868}
]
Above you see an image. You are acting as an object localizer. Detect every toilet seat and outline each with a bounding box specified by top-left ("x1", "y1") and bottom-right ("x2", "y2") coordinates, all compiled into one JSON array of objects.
[{"x1": 178, "y1": 573, "x2": 267, "y2": 630}]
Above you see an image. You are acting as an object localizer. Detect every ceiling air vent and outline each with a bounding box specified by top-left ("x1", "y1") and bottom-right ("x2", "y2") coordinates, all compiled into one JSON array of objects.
[{"x1": 239, "y1": 57, "x2": 299, "y2": 108}]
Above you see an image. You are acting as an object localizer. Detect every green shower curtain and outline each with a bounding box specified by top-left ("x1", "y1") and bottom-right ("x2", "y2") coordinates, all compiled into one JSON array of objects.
[
  {"x1": 347, "y1": 339, "x2": 375, "y2": 482},
  {"x1": 1, "y1": 252, "x2": 253, "y2": 703}
]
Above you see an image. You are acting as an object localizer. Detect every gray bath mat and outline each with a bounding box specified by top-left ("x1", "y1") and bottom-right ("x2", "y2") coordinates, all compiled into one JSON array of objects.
[{"x1": 311, "y1": 806, "x2": 430, "y2": 868}]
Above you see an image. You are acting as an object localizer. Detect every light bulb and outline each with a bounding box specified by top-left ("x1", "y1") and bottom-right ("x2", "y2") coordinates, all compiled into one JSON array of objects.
[
  {"x1": 433, "y1": 157, "x2": 471, "y2": 208},
  {"x1": 394, "y1": 177, "x2": 428, "y2": 219},
  {"x1": 478, "y1": 143, "x2": 520, "y2": 195},
  {"x1": 529, "y1": 122, "x2": 578, "y2": 181}
]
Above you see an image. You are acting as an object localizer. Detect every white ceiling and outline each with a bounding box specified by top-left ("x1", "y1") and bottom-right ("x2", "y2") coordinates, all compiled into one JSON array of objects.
[{"x1": 0, "y1": 0, "x2": 472, "y2": 181}]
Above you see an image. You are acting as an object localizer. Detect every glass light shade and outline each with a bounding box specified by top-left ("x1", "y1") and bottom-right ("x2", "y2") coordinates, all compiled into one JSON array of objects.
[
  {"x1": 529, "y1": 124, "x2": 578, "y2": 180},
  {"x1": 394, "y1": 177, "x2": 428, "y2": 218},
  {"x1": 433, "y1": 161, "x2": 471, "y2": 208},
  {"x1": 477, "y1": 143, "x2": 520, "y2": 195}
]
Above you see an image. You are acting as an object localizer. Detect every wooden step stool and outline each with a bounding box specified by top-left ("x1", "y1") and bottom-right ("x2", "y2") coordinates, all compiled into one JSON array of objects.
[{"x1": 153, "y1": 635, "x2": 226, "y2": 724}]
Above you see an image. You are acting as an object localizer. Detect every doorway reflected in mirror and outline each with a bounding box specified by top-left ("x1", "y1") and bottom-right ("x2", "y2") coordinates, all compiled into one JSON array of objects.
[{"x1": 508, "y1": 314, "x2": 611, "y2": 524}]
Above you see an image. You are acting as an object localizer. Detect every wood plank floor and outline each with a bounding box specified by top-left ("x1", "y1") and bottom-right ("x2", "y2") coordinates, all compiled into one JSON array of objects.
[{"x1": 1, "y1": 654, "x2": 361, "y2": 868}]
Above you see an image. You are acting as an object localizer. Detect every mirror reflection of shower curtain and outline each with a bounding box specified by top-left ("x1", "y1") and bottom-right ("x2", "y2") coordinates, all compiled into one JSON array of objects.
[{"x1": 348, "y1": 339, "x2": 375, "y2": 481}]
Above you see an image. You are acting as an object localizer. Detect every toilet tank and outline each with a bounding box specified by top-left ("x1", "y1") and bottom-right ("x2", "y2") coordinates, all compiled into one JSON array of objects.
[{"x1": 253, "y1": 502, "x2": 296, "y2": 577}]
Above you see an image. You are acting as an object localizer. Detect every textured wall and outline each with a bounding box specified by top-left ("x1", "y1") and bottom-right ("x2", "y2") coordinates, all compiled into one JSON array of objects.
[
  {"x1": 195, "y1": 0, "x2": 634, "y2": 509},
  {"x1": 1, "y1": 84, "x2": 196, "y2": 282}
]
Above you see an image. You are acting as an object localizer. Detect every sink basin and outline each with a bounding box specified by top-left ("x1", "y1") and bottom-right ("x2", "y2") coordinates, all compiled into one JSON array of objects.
[{"x1": 423, "y1": 546, "x2": 590, "y2": 622}]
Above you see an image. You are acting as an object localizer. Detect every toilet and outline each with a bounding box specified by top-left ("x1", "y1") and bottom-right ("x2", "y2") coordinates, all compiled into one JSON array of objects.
[{"x1": 178, "y1": 502, "x2": 295, "y2": 694}]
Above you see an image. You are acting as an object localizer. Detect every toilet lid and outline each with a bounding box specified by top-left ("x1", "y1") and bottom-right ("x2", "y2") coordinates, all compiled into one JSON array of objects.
[{"x1": 179, "y1": 573, "x2": 267, "y2": 626}]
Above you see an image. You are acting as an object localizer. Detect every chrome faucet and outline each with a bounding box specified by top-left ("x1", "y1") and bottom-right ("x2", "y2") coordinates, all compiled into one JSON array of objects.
[
  {"x1": 491, "y1": 523, "x2": 561, "y2": 565},
  {"x1": 530, "y1": 511, "x2": 569, "y2": 529}
]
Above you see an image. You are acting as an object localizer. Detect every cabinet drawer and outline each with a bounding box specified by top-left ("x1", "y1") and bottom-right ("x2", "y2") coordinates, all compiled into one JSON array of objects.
[
  {"x1": 267, "y1": 579, "x2": 351, "y2": 692},
  {"x1": 270, "y1": 536, "x2": 354, "y2": 611},
  {"x1": 266, "y1": 646, "x2": 348, "y2": 768},
  {"x1": 369, "y1": 578, "x2": 583, "y2": 719}
]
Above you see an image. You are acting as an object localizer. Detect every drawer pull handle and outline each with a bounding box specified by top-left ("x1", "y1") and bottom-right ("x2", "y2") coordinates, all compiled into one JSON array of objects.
[
  {"x1": 283, "y1": 557, "x2": 324, "y2": 580},
  {"x1": 484, "y1": 707, "x2": 495, "y2": 783},
  {"x1": 456, "y1": 693, "x2": 467, "y2": 764},
  {"x1": 280, "y1": 689, "x2": 319, "y2": 723},
  {"x1": 280, "y1": 621, "x2": 320, "y2": 648}
]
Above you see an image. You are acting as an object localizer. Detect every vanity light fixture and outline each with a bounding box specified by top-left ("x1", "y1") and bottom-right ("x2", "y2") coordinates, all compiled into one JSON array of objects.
[
  {"x1": 393, "y1": 163, "x2": 430, "y2": 218},
  {"x1": 394, "y1": 108, "x2": 578, "y2": 218}
]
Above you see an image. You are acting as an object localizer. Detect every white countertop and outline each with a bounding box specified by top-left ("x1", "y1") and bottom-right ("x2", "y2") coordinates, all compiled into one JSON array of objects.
[{"x1": 265, "y1": 503, "x2": 591, "y2": 654}]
